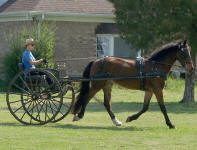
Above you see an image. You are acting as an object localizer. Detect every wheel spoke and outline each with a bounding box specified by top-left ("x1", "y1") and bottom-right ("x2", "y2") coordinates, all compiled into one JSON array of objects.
[
  {"x1": 34, "y1": 100, "x2": 41, "y2": 120},
  {"x1": 13, "y1": 83, "x2": 30, "y2": 94},
  {"x1": 8, "y1": 92, "x2": 28, "y2": 96},
  {"x1": 20, "y1": 111, "x2": 27, "y2": 120},
  {"x1": 50, "y1": 100, "x2": 64, "y2": 115},
  {"x1": 24, "y1": 101, "x2": 33, "y2": 112},
  {"x1": 62, "y1": 102, "x2": 70, "y2": 109},
  {"x1": 44, "y1": 101, "x2": 50, "y2": 121},
  {"x1": 48, "y1": 100, "x2": 63, "y2": 116},
  {"x1": 28, "y1": 100, "x2": 42, "y2": 113},
  {"x1": 48, "y1": 101, "x2": 55, "y2": 116},
  {"x1": 19, "y1": 75, "x2": 32, "y2": 93},
  {"x1": 23, "y1": 99, "x2": 32, "y2": 105},
  {"x1": 59, "y1": 110, "x2": 64, "y2": 116},
  {"x1": 35, "y1": 100, "x2": 45, "y2": 120},
  {"x1": 28, "y1": 101, "x2": 35, "y2": 116},
  {"x1": 50, "y1": 100, "x2": 59, "y2": 112},
  {"x1": 51, "y1": 98, "x2": 62, "y2": 105},
  {"x1": 9, "y1": 99, "x2": 22, "y2": 104},
  {"x1": 13, "y1": 105, "x2": 23, "y2": 113}
]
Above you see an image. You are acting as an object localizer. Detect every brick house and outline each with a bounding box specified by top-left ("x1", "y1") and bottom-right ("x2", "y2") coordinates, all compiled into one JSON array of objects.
[{"x1": 0, "y1": 0, "x2": 136, "y2": 77}]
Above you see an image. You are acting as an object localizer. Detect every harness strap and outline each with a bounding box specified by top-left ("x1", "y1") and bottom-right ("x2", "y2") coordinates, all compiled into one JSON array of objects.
[
  {"x1": 136, "y1": 57, "x2": 145, "y2": 90},
  {"x1": 136, "y1": 59, "x2": 168, "y2": 90}
]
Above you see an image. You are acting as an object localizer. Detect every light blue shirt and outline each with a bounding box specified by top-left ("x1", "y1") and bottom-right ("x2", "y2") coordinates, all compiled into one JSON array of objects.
[{"x1": 22, "y1": 50, "x2": 35, "y2": 71}]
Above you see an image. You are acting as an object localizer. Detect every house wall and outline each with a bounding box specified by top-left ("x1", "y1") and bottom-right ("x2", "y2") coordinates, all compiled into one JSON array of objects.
[
  {"x1": 55, "y1": 21, "x2": 98, "y2": 76},
  {"x1": 0, "y1": 21, "x2": 98, "y2": 79}
]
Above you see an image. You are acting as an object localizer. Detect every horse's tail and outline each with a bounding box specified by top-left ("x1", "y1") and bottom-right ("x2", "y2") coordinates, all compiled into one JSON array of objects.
[{"x1": 72, "y1": 61, "x2": 94, "y2": 114}]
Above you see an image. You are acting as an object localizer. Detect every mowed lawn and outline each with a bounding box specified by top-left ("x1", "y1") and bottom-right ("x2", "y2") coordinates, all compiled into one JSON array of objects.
[{"x1": 0, "y1": 79, "x2": 197, "y2": 150}]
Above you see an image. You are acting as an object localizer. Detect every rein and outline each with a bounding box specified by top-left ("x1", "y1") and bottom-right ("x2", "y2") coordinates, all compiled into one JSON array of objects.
[{"x1": 55, "y1": 56, "x2": 186, "y2": 72}]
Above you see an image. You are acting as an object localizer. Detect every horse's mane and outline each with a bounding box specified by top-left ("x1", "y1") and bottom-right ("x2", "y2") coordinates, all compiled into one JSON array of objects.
[{"x1": 148, "y1": 40, "x2": 182, "y2": 61}]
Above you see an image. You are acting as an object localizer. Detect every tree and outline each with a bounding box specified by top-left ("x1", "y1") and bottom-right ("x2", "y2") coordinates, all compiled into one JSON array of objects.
[{"x1": 109, "y1": 0, "x2": 197, "y2": 103}]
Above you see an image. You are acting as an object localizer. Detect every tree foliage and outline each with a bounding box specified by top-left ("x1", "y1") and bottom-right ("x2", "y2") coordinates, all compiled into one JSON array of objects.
[
  {"x1": 109, "y1": 0, "x2": 197, "y2": 52},
  {"x1": 109, "y1": 0, "x2": 197, "y2": 103}
]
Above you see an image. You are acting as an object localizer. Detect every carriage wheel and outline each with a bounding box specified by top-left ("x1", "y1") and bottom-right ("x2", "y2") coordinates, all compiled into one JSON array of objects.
[
  {"x1": 6, "y1": 69, "x2": 63, "y2": 125},
  {"x1": 51, "y1": 84, "x2": 75, "y2": 123}
]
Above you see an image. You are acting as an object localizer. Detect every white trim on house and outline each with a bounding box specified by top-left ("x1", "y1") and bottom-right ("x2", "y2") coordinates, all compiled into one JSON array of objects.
[{"x1": 0, "y1": 11, "x2": 115, "y2": 23}]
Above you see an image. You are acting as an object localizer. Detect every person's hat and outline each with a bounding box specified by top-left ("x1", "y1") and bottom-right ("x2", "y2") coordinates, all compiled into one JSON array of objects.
[{"x1": 25, "y1": 38, "x2": 34, "y2": 46}]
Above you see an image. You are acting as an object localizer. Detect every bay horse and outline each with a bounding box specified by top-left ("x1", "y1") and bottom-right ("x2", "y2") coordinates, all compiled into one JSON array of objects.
[{"x1": 72, "y1": 40, "x2": 194, "y2": 129}]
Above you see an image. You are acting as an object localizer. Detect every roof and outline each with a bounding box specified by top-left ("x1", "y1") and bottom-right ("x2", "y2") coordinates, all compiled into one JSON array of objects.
[
  {"x1": 0, "y1": 0, "x2": 114, "y2": 15},
  {"x1": 0, "y1": 0, "x2": 115, "y2": 22}
]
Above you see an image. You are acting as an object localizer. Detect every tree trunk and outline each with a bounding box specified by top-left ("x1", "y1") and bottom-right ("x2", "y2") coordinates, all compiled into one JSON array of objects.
[
  {"x1": 180, "y1": 55, "x2": 196, "y2": 103},
  {"x1": 180, "y1": 71, "x2": 195, "y2": 103}
]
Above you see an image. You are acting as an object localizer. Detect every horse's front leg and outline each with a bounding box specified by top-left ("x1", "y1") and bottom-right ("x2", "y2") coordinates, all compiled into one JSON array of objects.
[
  {"x1": 153, "y1": 88, "x2": 175, "y2": 129},
  {"x1": 126, "y1": 90, "x2": 153, "y2": 122}
]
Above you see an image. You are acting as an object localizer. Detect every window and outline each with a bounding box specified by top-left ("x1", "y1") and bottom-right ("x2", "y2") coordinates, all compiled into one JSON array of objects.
[
  {"x1": 96, "y1": 35, "x2": 114, "y2": 57},
  {"x1": 96, "y1": 34, "x2": 136, "y2": 58}
]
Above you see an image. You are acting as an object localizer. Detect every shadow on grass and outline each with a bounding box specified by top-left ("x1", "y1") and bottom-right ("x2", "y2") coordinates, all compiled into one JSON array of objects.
[
  {"x1": 86, "y1": 101, "x2": 197, "y2": 114},
  {"x1": 0, "y1": 121, "x2": 159, "y2": 131},
  {"x1": 0, "y1": 122, "x2": 24, "y2": 127},
  {"x1": 51, "y1": 123, "x2": 151, "y2": 131},
  {"x1": 1, "y1": 101, "x2": 196, "y2": 115}
]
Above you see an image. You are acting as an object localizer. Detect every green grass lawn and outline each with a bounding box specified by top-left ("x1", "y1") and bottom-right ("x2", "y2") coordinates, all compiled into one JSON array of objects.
[{"x1": 0, "y1": 78, "x2": 197, "y2": 150}]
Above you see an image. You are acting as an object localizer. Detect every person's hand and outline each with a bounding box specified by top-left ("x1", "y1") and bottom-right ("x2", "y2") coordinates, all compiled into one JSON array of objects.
[{"x1": 43, "y1": 58, "x2": 48, "y2": 64}]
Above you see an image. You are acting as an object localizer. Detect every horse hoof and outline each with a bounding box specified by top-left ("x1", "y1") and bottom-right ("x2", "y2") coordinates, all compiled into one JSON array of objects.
[
  {"x1": 73, "y1": 115, "x2": 81, "y2": 122},
  {"x1": 112, "y1": 118, "x2": 122, "y2": 126},
  {"x1": 126, "y1": 117, "x2": 131, "y2": 123},
  {"x1": 169, "y1": 124, "x2": 175, "y2": 129}
]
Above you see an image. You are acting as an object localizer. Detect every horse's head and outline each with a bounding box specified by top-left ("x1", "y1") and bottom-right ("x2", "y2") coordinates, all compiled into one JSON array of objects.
[{"x1": 176, "y1": 40, "x2": 194, "y2": 73}]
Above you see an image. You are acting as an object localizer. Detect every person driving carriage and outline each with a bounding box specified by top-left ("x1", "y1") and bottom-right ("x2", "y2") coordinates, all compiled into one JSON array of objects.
[
  {"x1": 22, "y1": 38, "x2": 53, "y2": 85},
  {"x1": 22, "y1": 38, "x2": 46, "y2": 70}
]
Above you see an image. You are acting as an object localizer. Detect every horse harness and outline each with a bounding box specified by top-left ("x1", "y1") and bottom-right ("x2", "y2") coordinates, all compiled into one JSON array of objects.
[
  {"x1": 136, "y1": 57, "x2": 145, "y2": 90},
  {"x1": 136, "y1": 57, "x2": 167, "y2": 90},
  {"x1": 96, "y1": 57, "x2": 167, "y2": 90}
]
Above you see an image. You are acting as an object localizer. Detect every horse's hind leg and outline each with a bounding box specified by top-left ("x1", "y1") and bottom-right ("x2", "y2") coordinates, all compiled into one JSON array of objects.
[
  {"x1": 153, "y1": 88, "x2": 175, "y2": 129},
  {"x1": 126, "y1": 90, "x2": 153, "y2": 122},
  {"x1": 103, "y1": 81, "x2": 122, "y2": 126},
  {"x1": 73, "y1": 81, "x2": 103, "y2": 121}
]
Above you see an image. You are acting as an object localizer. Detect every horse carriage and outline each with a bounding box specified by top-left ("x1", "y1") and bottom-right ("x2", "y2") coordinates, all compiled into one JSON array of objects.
[{"x1": 6, "y1": 40, "x2": 194, "y2": 128}]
